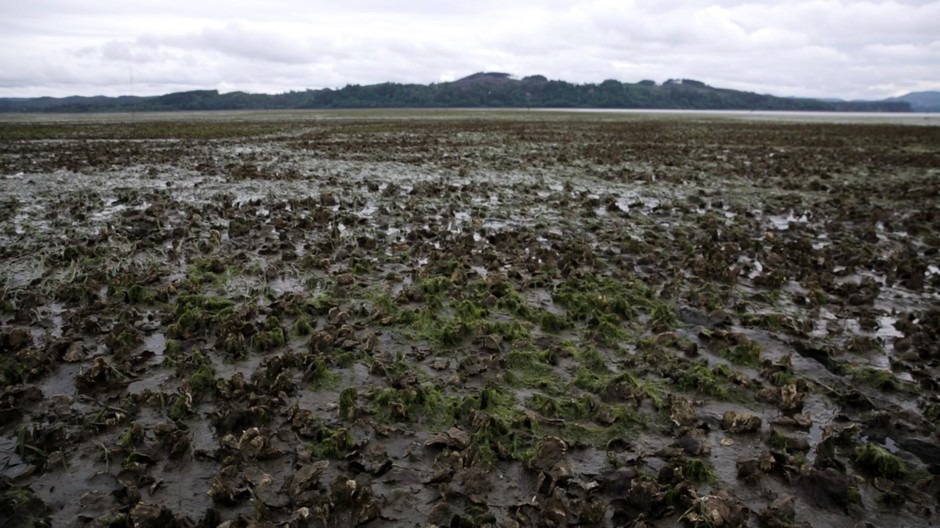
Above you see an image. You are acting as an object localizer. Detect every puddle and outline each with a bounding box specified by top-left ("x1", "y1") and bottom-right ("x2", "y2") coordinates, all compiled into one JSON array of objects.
[
  {"x1": 0, "y1": 436, "x2": 29, "y2": 479},
  {"x1": 143, "y1": 332, "x2": 166, "y2": 360},
  {"x1": 767, "y1": 211, "x2": 809, "y2": 230},
  {"x1": 127, "y1": 369, "x2": 174, "y2": 395},
  {"x1": 269, "y1": 277, "x2": 305, "y2": 294},
  {"x1": 38, "y1": 364, "x2": 81, "y2": 398},
  {"x1": 803, "y1": 393, "x2": 838, "y2": 464}
]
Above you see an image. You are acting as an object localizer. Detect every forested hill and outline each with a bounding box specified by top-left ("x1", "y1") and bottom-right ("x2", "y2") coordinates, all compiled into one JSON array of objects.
[
  {"x1": 884, "y1": 91, "x2": 940, "y2": 112},
  {"x1": 0, "y1": 72, "x2": 913, "y2": 113}
]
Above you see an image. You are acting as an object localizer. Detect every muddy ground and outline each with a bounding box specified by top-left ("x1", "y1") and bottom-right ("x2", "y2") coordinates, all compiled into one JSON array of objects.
[{"x1": 1, "y1": 110, "x2": 939, "y2": 527}]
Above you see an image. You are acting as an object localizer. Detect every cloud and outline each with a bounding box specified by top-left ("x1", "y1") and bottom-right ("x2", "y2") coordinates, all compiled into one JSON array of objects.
[
  {"x1": 129, "y1": 24, "x2": 317, "y2": 65},
  {"x1": 0, "y1": 0, "x2": 937, "y2": 99}
]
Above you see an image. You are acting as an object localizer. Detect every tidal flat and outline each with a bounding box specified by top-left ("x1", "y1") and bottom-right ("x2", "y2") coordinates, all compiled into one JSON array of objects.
[{"x1": 1, "y1": 110, "x2": 939, "y2": 527}]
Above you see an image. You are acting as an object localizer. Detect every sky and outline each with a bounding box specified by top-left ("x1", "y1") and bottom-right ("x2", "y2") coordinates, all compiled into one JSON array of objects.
[{"x1": 1, "y1": 0, "x2": 938, "y2": 100}]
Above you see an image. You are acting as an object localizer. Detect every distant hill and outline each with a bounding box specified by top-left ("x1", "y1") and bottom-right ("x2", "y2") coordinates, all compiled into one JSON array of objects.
[
  {"x1": 884, "y1": 91, "x2": 940, "y2": 112},
  {"x1": 0, "y1": 73, "x2": 914, "y2": 113}
]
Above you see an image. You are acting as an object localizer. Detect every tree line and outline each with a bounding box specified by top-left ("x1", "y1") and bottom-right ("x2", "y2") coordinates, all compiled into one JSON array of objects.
[{"x1": 0, "y1": 73, "x2": 911, "y2": 113}]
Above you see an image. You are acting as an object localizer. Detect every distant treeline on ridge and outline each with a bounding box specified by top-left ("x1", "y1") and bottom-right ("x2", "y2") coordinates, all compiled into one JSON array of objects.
[{"x1": 0, "y1": 72, "x2": 912, "y2": 113}]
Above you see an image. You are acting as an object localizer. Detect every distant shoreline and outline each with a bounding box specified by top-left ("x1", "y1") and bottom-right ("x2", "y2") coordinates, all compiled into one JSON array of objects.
[
  {"x1": 537, "y1": 108, "x2": 940, "y2": 125},
  {"x1": 1, "y1": 107, "x2": 938, "y2": 126}
]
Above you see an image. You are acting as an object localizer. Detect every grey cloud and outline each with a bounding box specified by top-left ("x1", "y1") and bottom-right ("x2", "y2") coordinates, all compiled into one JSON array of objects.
[{"x1": 0, "y1": 0, "x2": 937, "y2": 99}]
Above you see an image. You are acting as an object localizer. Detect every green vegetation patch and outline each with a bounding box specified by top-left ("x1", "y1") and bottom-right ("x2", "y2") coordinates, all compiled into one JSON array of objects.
[
  {"x1": 165, "y1": 294, "x2": 235, "y2": 340},
  {"x1": 854, "y1": 442, "x2": 903, "y2": 478}
]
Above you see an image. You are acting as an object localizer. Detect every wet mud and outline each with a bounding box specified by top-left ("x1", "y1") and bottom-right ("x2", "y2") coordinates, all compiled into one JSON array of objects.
[{"x1": 1, "y1": 111, "x2": 939, "y2": 527}]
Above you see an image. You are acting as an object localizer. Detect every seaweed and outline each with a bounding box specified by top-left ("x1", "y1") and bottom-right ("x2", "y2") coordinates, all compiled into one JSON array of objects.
[{"x1": 854, "y1": 442, "x2": 903, "y2": 478}]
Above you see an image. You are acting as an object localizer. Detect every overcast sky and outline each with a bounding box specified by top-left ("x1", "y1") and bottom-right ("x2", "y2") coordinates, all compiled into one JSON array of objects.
[{"x1": 1, "y1": 0, "x2": 938, "y2": 100}]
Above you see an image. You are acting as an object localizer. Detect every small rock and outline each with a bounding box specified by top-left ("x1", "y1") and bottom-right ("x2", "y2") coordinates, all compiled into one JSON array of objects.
[
  {"x1": 722, "y1": 411, "x2": 762, "y2": 433},
  {"x1": 349, "y1": 442, "x2": 392, "y2": 476},
  {"x1": 676, "y1": 431, "x2": 710, "y2": 456},
  {"x1": 129, "y1": 502, "x2": 175, "y2": 528},
  {"x1": 670, "y1": 395, "x2": 698, "y2": 427},
  {"x1": 757, "y1": 387, "x2": 779, "y2": 404},
  {"x1": 290, "y1": 460, "x2": 329, "y2": 500},
  {"x1": 4, "y1": 328, "x2": 32, "y2": 351},
  {"x1": 76, "y1": 357, "x2": 118, "y2": 391},
  {"x1": 453, "y1": 467, "x2": 490, "y2": 500},
  {"x1": 329, "y1": 475, "x2": 379, "y2": 524},
  {"x1": 427, "y1": 502, "x2": 452, "y2": 526},
  {"x1": 481, "y1": 333, "x2": 502, "y2": 351},
  {"x1": 736, "y1": 459, "x2": 762, "y2": 483},
  {"x1": 236, "y1": 427, "x2": 282, "y2": 459},
  {"x1": 797, "y1": 468, "x2": 854, "y2": 512},
  {"x1": 779, "y1": 383, "x2": 805, "y2": 414},
  {"x1": 430, "y1": 358, "x2": 449, "y2": 370},
  {"x1": 707, "y1": 309, "x2": 733, "y2": 327},
  {"x1": 600, "y1": 466, "x2": 638, "y2": 494},
  {"x1": 770, "y1": 430, "x2": 811, "y2": 452},
  {"x1": 624, "y1": 478, "x2": 666, "y2": 515},
  {"x1": 425, "y1": 427, "x2": 471, "y2": 451},
  {"x1": 208, "y1": 465, "x2": 244, "y2": 505},
  {"x1": 253, "y1": 478, "x2": 290, "y2": 509},
  {"x1": 320, "y1": 191, "x2": 337, "y2": 206},
  {"x1": 898, "y1": 437, "x2": 940, "y2": 466},
  {"x1": 759, "y1": 494, "x2": 796, "y2": 528},
  {"x1": 682, "y1": 490, "x2": 745, "y2": 527},
  {"x1": 528, "y1": 436, "x2": 567, "y2": 472},
  {"x1": 428, "y1": 449, "x2": 461, "y2": 484},
  {"x1": 678, "y1": 307, "x2": 709, "y2": 326},
  {"x1": 543, "y1": 486, "x2": 569, "y2": 525},
  {"x1": 63, "y1": 342, "x2": 86, "y2": 363}
]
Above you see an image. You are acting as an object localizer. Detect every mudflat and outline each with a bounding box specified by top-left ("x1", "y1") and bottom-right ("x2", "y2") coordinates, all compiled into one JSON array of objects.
[{"x1": 1, "y1": 110, "x2": 939, "y2": 527}]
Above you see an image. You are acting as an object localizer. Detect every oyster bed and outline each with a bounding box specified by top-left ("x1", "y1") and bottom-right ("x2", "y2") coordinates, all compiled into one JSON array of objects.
[{"x1": 1, "y1": 111, "x2": 939, "y2": 527}]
